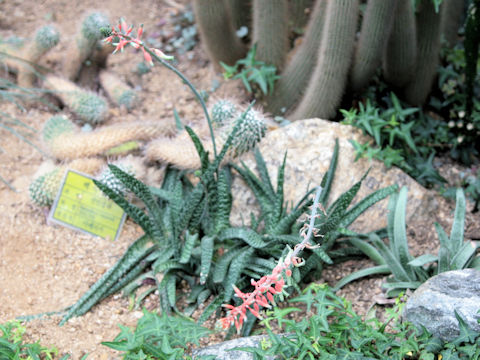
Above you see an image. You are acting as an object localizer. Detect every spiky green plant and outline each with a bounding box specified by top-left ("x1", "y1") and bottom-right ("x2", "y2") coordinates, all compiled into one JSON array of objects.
[
  {"x1": 60, "y1": 127, "x2": 396, "y2": 336},
  {"x1": 211, "y1": 99, "x2": 238, "y2": 126},
  {"x1": 29, "y1": 167, "x2": 63, "y2": 207},
  {"x1": 335, "y1": 187, "x2": 480, "y2": 297}
]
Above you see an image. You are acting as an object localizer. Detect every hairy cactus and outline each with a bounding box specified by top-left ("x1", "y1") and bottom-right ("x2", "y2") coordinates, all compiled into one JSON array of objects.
[
  {"x1": 382, "y1": 1, "x2": 417, "y2": 88},
  {"x1": 99, "y1": 70, "x2": 137, "y2": 110},
  {"x1": 211, "y1": 99, "x2": 238, "y2": 126},
  {"x1": 221, "y1": 106, "x2": 267, "y2": 157},
  {"x1": 64, "y1": 12, "x2": 109, "y2": 80},
  {"x1": 42, "y1": 114, "x2": 175, "y2": 160},
  {"x1": 291, "y1": 0, "x2": 359, "y2": 120},
  {"x1": 252, "y1": 0, "x2": 289, "y2": 70},
  {"x1": 44, "y1": 74, "x2": 109, "y2": 124},
  {"x1": 267, "y1": 0, "x2": 327, "y2": 114},
  {"x1": 404, "y1": 1, "x2": 445, "y2": 106},
  {"x1": 146, "y1": 100, "x2": 267, "y2": 169},
  {"x1": 29, "y1": 158, "x2": 104, "y2": 207},
  {"x1": 0, "y1": 25, "x2": 59, "y2": 87},
  {"x1": 349, "y1": 0, "x2": 397, "y2": 91},
  {"x1": 192, "y1": 0, "x2": 246, "y2": 67}
]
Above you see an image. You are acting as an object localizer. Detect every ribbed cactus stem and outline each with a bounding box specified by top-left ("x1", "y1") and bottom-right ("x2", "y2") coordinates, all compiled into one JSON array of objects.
[
  {"x1": 290, "y1": 0, "x2": 359, "y2": 120},
  {"x1": 266, "y1": 0, "x2": 327, "y2": 114},
  {"x1": 29, "y1": 158, "x2": 104, "y2": 207},
  {"x1": 252, "y1": 0, "x2": 289, "y2": 70},
  {"x1": 289, "y1": 0, "x2": 314, "y2": 32},
  {"x1": 44, "y1": 74, "x2": 109, "y2": 124},
  {"x1": 349, "y1": 0, "x2": 397, "y2": 92},
  {"x1": 193, "y1": 0, "x2": 246, "y2": 67},
  {"x1": 404, "y1": 1, "x2": 444, "y2": 106},
  {"x1": 382, "y1": 0, "x2": 417, "y2": 88},
  {"x1": 225, "y1": 0, "x2": 251, "y2": 31},
  {"x1": 64, "y1": 12, "x2": 109, "y2": 80},
  {"x1": 99, "y1": 70, "x2": 137, "y2": 110},
  {"x1": 43, "y1": 116, "x2": 175, "y2": 160},
  {"x1": 440, "y1": 0, "x2": 465, "y2": 46}
]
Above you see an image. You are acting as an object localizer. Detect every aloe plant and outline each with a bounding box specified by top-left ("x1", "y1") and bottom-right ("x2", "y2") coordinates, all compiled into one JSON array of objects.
[
  {"x1": 335, "y1": 187, "x2": 480, "y2": 297},
  {"x1": 60, "y1": 126, "x2": 396, "y2": 335}
]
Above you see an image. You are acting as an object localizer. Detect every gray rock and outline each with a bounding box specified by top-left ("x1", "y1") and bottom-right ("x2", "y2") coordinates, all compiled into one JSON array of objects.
[
  {"x1": 192, "y1": 335, "x2": 276, "y2": 359},
  {"x1": 231, "y1": 119, "x2": 435, "y2": 233},
  {"x1": 404, "y1": 269, "x2": 480, "y2": 341}
]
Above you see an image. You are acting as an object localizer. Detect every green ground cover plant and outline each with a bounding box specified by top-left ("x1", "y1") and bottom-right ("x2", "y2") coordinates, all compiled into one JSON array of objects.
[{"x1": 335, "y1": 187, "x2": 480, "y2": 297}]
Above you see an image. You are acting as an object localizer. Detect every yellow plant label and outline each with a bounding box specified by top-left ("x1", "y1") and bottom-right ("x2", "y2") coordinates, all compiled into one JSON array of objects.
[{"x1": 48, "y1": 170, "x2": 126, "y2": 241}]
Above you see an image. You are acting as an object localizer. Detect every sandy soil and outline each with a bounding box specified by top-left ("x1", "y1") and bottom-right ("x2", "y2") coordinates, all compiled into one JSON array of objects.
[{"x1": 1, "y1": 1, "x2": 479, "y2": 359}]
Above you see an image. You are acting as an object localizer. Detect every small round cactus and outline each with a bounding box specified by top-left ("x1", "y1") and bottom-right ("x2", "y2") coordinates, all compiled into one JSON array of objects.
[
  {"x1": 227, "y1": 107, "x2": 267, "y2": 157},
  {"x1": 81, "y1": 12, "x2": 110, "y2": 42},
  {"x1": 34, "y1": 25, "x2": 60, "y2": 51},
  {"x1": 97, "y1": 163, "x2": 134, "y2": 196},
  {"x1": 211, "y1": 99, "x2": 238, "y2": 126},
  {"x1": 42, "y1": 115, "x2": 76, "y2": 143},
  {"x1": 29, "y1": 168, "x2": 63, "y2": 206},
  {"x1": 71, "y1": 91, "x2": 109, "y2": 124}
]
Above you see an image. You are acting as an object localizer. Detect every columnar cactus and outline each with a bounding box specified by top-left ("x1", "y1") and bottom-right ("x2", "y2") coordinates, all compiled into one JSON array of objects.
[
  {"x1": 64, "y1": 12, "x2": 110, "y2": 81},
  {"x1": 382, "y1": 0, "x2": 418, "y2": 88},
  {"x1": 290, "y1": 0, "x2": 359, "y2": 120},
  {"x1": 42, "y1": 114, "x2": 175, "y2": 160},
  {"x1": 44, "y1": 74, "x2": 109, "y2": 124},
  {"x1": 349, "y1": 0, "x2": 397, "y2": 92},
  {"x1": 192, "y1": 0, "x2": 246, "y2": 67},
  {"x1": 99, "y1": 70, "x2": 137, "y2": 110},
  {"x1": 17, "y1": 25, "x2": 60, "y2": 87},
  {"x1": 266, "y1": 0, "x2": 327, "y2": 114},
  {"x1": 404, "y1": 1, "x2": 445, "y2": 106},
  {"x1": 29, "y1": 158, "x2": 104, "y2": 207},
  {"x1": 252, "y1": 0, "x2": 289, "y2": 70}
]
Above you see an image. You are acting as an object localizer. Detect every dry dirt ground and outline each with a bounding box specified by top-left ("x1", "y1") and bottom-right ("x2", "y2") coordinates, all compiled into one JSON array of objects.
[{"x1": 1, "y1": 1, "x2": 480, "y2": 359}]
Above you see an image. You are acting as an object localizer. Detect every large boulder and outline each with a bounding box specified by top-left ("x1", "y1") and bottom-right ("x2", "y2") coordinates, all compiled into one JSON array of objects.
[
  {"x1": 404, "y1": 269, "x2": 480, "y2": 341},
  {"x1": 231, "y1": 118, "x2": 435, "y2": 233}
]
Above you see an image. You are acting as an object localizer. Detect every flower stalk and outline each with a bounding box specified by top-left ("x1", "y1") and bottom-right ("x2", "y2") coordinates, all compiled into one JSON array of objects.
[
  {"x1": 219, "y1": 185, "x2": 323, "y2": 332},
  {"x1": 102, "y1": 19, "x2": 217, "y2": 157}
]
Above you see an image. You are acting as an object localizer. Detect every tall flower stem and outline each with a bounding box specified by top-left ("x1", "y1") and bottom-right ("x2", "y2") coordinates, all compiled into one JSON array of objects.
[{"x1": 144, "y1": 47, "x2": 217, "y2": 157}]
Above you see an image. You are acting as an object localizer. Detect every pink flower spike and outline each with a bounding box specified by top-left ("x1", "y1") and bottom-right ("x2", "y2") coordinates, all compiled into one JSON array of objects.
[
  {"x1": 142, "y1": 49, "x2": 153, "y2": 66},
  {"x1": 137, "y1": 24, "x2": 144, "y2": 39},
  {"x1": 285, "y1": 269, "x2": 292, "y2": 277},
  {"x1": 233, "y1": 285, "x2": 245, "y2": 299},
  {"x1": 126, "y1": 25, "x2": 133, "y2": 36}
]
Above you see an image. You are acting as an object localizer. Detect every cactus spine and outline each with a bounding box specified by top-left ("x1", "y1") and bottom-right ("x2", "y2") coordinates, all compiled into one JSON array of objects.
[
  {"x1": 99, "y1": 70, "x2": 137, "y2": 110},
  {"x1": 382, "y1": 1, "x2": 417, "y2": 88},
  {"x1": 252, "y1": 0, "x2": 289, "y2": 70},
  {"x1": 349, "y1": 0, "x2": 397, "y2": 92},
  {"x1": 291, "y1": 0, "x2": 359, "y2": 120},
  {"x1": 404, "y1": 0, "x2": 445, "y2": 106},
  {"x1": 42, "y1": 115, "x2": 174, "y2": 160},
  {"x1": 64, "y1": 12, "x2": 109, "y2": 81},
  {"x1": 267, "y1": 0, "x2": 327, "y2": 115},
  {"x1": 44, "y1": 74, "x2": 109, "y2": 124},
  {"x1": 192, "y1": 0, "x2": 246, "y2": 67}
]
